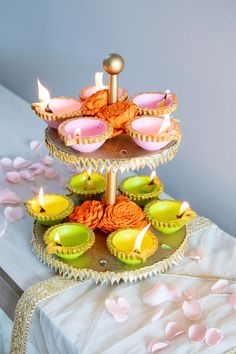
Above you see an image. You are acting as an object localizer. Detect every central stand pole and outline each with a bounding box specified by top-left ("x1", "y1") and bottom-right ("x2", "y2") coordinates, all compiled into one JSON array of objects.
[{"x1": 105, "y1": 170, "x2": 117, "y2": 205}]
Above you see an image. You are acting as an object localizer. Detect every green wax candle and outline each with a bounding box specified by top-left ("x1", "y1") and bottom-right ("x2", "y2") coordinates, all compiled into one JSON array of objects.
[
  {"x1": 144, "y1": 200, "x2": 197, "y2": 234},
  {"x1": 67, "y1": 171, "x2": 105, "y2": 201},
  {"x1": 119, "y1": 175, "x2": 164, "y2": 206}
]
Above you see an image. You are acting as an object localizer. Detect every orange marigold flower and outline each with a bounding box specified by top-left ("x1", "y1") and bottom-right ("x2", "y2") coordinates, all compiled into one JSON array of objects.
[
  {"x1": 82, "y1": 89, "x2": 108, "y2": 116},
  {"x1": 68, "y1": 200, "x2": 104, "y2": 230}
]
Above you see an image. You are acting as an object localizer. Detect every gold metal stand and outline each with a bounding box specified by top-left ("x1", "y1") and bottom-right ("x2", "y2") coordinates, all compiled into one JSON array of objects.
[
  {"x1": 103, "y1": 53, "x2": 124, "y2": 104},
  {"x1": 105, "y1": 169, "x2": 117, "y2": 205}
]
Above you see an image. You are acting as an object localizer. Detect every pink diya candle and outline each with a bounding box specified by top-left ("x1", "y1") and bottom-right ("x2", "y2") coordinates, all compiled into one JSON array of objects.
[
  {"x1": 58, "y1": 117, "x2": 113, "y2": 153},
  {"x1": 126, "y1": 114, "x2": 181, "y2": 151},
  {"x1": 31, "y1": 79, "x2": 83, "y2": 129},
  {"x1": 129, "y1": 90, "x2": 178, "y2": 116},
  {"x1": 79, "y1": 72, "x2": 128, "y2": 101}
]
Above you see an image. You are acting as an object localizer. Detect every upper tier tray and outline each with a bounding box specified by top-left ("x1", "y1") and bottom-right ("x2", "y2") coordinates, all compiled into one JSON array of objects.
[{"x1": 45, "y1": 128, "x2": 181, "y2": 172}]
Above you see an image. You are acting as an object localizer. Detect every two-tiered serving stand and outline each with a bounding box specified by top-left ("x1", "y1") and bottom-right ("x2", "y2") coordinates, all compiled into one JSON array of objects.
[{"x1": 32, "y1": 54, "x2": 187, "y2": 284}]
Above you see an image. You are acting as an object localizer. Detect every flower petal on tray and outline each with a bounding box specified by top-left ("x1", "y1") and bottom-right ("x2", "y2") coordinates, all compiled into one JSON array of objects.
[
  {"x1": 13, "y1": 157, "x2": 30, "y2": 169},
  {"x1": 205, "y1": 328, "x2": 223, "y2": 346},
  {"x1": 229, "y1": 292, "x2": 236, "y2": 309},
  {"x1": 188, "y1": 249, "x2": 204, "y2": 262},
  {"x1": 105, "y1": 298, "x2": 130, "y2": 322},
  {"x1": 165, "y1": 321, "x2": 185, "y2": 340},
  {"x1": 182, "y1": 299, "x2": 202, "y2": 321},
  {"x1": 188, "y1": 324, "x2": 207, "y2": 342},
  {"x1": 0, "y1": 188, "x2": 20, "y2": 204},
  {"x1": 4, "y1": 206, "x2": 24, "y2": 222},
  {"x1": 148, "y1": 339, "x2": 168, "y2": 353},
  {"x1": 19, "y1": 170, "x2": 35, "y2": 181},
  {"x1": 30, "y1": 140, "x2": 41, "y2": 151},
  {"x1": 0, "y1": 157, "x2": 13, "y2": 170},
  {"x1": 40, "y1": 155, "x2": 53, "y2": 165},
  {"x1": 143, "y1": 282, "x2": 171, "y2": 306},
  {"x1": 44, "y1": 168, "x2": 58, "y2": 179},
  {"x1": 211, "y1": 279, "x2": 229, "y2": 293},
  {"x1": 6, "y1": 171, "x2": 21, "y2": 183},
  {"x1": 150, "y1": 308, "x2": 164, "y2": 322},
  {"x1": 29, "y1": 162, "x2": 46, "y2": 170}
]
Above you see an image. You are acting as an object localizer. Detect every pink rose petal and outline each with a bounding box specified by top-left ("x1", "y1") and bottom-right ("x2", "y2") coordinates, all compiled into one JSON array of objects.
[
  {"x1": 6, "y1": 171, "x2": 21, "y2": 183},
  {"x1": 4, "y1": 206, "x2": 24, "y2": 222},
  {"x1": 30, "y1": 186, "x2": 41, "y2": 194},
  {"x1": 40, "y1": 155, "x2": 53, "y2": 166},
  {"x1": 188, "y1": 324, "x2": 207, "y2": 342},
  {"x1": 29, "y1": 163, "x2": 46, "y2": 170},
  {"x1": 148, "y1": 339, "x2": 168, "y2": 353},
  {"x1": 211, "y1": 279, "x2": 229, "y2": 293},
  {"x1": 229, "y1": 292, "x2": 236, "y2": 309},
  {"x1": 188, "y1": 249, "x2": 204, "y2": 263},
  {"x1": 151, "y1": 309, "x2": 164, "y2": 322},
  {"x1": 0, "y1": 158, "x2": 13, "y2": 170},
  {"x1": 165, "y1": 321, "x2": 185, "y2": 340},
  {"x1": 44, "y1": 168, "x2": 58, "y2": 179},
  {"x1": 0, "y1": 188, "x2": 20, "y2": 204},
  {"x1": 0, "y1": 215, "x2": 7, "y2": 237},
  {"x1": 66, "y1": 164, "x2": 80, "y2": 174},
  {"x1": 33, "y1": 168, "x2": 44, "y2": 176},
  {"x1": 182, "y1": 299, "x2": 202, "y2": 321},
  {"x1": 168, "y1": 286, "x2": 182, "y2": 302},
  {"x1": 19, "y1": 170, "x2": 35, "y2": 181},
  {"x1": 143, "y1": 282, "x2": 170, "y2": 306},
  {"x1": 30, "y1": 140, "x2": 41, "y2": 151},
  {"x1": 105, "y1": 298, "x2": 130, "y2": 323},
  {"x1": 184, "y1": 288, "x2": 196, "y2": 300},
  {"x1": 205, "y1": 328, "x2": 223, "y2": 346},
  {"x1": 13, "y1": 157, "x2": 30, "y2": 169}
]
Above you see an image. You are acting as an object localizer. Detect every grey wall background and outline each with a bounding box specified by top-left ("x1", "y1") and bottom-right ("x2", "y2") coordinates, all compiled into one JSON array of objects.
[{"x1": 0, "y1": 0, "x2": 236, "y2": 235}]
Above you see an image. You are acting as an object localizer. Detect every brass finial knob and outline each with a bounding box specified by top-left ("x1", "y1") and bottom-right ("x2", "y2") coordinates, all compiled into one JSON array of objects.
[{"x1": 103, "y1": 53, "x2": 124, "y2": 104}]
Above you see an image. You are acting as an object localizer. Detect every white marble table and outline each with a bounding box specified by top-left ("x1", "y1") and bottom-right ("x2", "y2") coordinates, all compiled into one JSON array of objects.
[{"x1": 1, "y1": 84, "x2": 236, "y2": 354}]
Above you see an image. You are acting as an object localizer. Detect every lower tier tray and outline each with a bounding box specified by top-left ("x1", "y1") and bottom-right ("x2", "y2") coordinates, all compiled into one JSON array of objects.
[{"x1": 32, "y1": 221, "x2": 188, "y2": 284}]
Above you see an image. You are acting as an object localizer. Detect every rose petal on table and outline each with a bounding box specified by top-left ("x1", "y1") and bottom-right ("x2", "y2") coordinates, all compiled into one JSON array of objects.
[
  {"x1": 13, "y1": 157, "x2": 30, "y2": 169},
  {"x1": 150, "y1": 308, "x2": 164, "y2": 322},
  {"x1": 205, "y1": 328, "x2": 223, "y2": 346},
  {"x1": 188, "y1": 324, "x2": 207, "y2": 342},
  {"x1": 6, "y1": 171, "x2": 21, "y2": 183},
  {"x1": 148, "y1": 339, "x2": 168, "y2": 353},
  {"x1": 33, "y1": 168, "x2": 44, "y2": 176},
  {"x1": 143, "y1": 281, "x2": 171, "y2": 306},
  {"x1": 40, "y1": 155, "x2": 54, "y2": 166},
  {"x1": 44, "y1": 168, "x2": 58, "y2": 179},
  {"x1": 168, "y1": 286, "x2": 182, "y2": 302},
  {"x1": 165, "y1": 321, "x2": 185, "y2": 340},
  {"x1": 0, "y1": 188, "x2": 20, "y2": 204},
  {"x1": 4, "y1": 206, "x2": 24, "y2": 222},
  {"x1": 29, "y1": 162, "x2": 46, "y2": 170},
  {"x1": 184, "y1": 288, "x2": 196, "y2": 300},
  {"x1": 105, "y1": 298, "x2": 130, "y2": 322},
  {"x1": 30, "y1": 140, "x2": 41, "y2": 151},
  {"x1": 117, "y1": 297, "x2": 131, "y2": 312},
  {"x1": 30, "y1": 186, "x2": 41, "y2": 194},
  {"x1": 0, "y1": 216, "x2": 7, "y2": 237},
  {"x1": 182, "y1": 299, "x2": 202, "y2": 321},
  {"x1": 19, "y1": 170, "x2": 35, "y2": 181},
  {"x1": 59, "y1": 176, "x2": 67, "y2": 189},
  {"x1": 211, "y1": 279, "x2": 229, "y2": 293},
  {"x1": 0, "y1": 157, "x2": 13, "y2": 170},
  {"x1": 188, "y1": 249, "x2": 204, "y2": 262},
  {"x1": 229, "y1": 292, "x2": 236, "y2": 309}
]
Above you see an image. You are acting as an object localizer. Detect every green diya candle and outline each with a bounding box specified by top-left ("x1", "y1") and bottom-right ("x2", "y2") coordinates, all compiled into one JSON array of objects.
[
  {"x1": 67, "y1": 169, "x2": 105, "y2": 201},
  {"x1": 107, "y1": 224, "x2": 158, "y2": 265},
  {"x1": 119, "y1": 171, "x2": 164, "y2": 206},
  {"x1": 144, "y1": 200, "x2": 197, "y2": 234},
  {"x1": 25, "y1": 188, "x2": 74, "y2": 226},
  {"x1": 43, "y1": 222, "x2": 95, "y2": 259}
]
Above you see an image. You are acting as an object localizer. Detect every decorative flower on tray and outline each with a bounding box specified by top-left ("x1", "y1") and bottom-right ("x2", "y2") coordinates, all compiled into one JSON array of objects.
[
  {"x1": 68, "y1": 200, "x2": 104, "y2": 230},
  {"x1": 82, "y1": 89, "x2": 108, "y2": 116}
]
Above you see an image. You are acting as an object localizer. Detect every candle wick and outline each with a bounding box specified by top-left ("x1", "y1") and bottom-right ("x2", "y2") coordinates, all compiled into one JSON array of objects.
[
  {"x1": 177, "y1": 211, "x2": 185, "y2": 219},
  {"x1": 163, "y1": 93, "x2": 168, "y2": 99},
  {"x1": 45, "y1": 104, "x2": 53, "y2": 113},
  {"x1": 55, "y1": 242, "x2": 62, "y2": 246},
  {"x1": 88, "y1": 175, "x2": 91, "y2": 181},
  {"x1": 40, "y1": 206, "x2": 46, "y2": 213}
]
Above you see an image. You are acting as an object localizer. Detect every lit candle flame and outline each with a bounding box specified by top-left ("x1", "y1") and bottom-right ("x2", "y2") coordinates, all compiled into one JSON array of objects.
[
  {"x1": 95, "y1": 72, "x2": 104, "y2": 90},
  {"x1": 38, "y1": 187, "x2": 45, "y2": 212},
  {"x1": 74, "y1": 128, "x2": 81, "y2": 137},
  {"x1": 54, "y1": 232, "x2": 61, "y2": 244},
  {"x1": 159, "y1": 114, "x2": 171, "y2": 134},
  {"x1": 37, "y1": 78, "x2": 51, "y2": 104},
  {"x1": 87, "y1": 167, "x2": 92, "y2": 179},
  {"x1": 177, "y1": 201, "x2": 190, "y2": 218},
  {"x1": 149, "y1": 170, "x2": 156, "y2": 183},
  {"x1": 133, "y1": 223, "x2": 151, "y2": 253}
]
